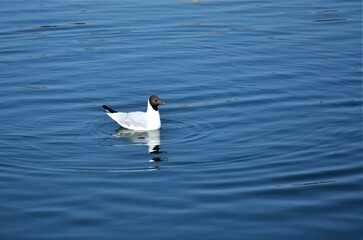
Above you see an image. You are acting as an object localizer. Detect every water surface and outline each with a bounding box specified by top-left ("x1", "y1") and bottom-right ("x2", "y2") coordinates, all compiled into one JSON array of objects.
[{"x1": 0, "y1": 0, "x2": 362, "y2": 239}]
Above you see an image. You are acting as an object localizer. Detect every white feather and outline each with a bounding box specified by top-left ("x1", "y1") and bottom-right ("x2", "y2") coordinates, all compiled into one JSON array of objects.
[{"x1": 105, "y1": 99, "x2": 162, "y2": 131}]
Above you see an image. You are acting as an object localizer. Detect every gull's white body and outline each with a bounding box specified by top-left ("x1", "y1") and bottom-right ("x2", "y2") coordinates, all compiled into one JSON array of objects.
[{"x1": 106, "y1": 99, "x2": 161, "y2": 131}]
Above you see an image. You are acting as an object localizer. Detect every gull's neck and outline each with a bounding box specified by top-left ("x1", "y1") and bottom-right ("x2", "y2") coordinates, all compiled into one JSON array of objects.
[
  {"x1": 146, "y1": 100, "x2": 158, "y2": 113},
  {"x1": 146, "y1": 100, "x2": 161, "y2": 130}
]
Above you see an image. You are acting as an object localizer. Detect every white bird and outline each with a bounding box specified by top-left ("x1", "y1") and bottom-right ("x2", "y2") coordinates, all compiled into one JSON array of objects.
[{"x1": 102, "y1": 95, "x2": 165, "y2": 131}]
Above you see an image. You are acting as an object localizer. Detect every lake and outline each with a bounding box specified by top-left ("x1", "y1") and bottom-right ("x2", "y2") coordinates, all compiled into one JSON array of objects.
[{"x1": 0, "y1": 0, "x2": 362, "y2": 239}]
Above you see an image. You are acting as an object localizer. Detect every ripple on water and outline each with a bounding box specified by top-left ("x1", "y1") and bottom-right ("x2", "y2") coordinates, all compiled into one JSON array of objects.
[
  {"x1": 11, "y1": 114, "x2": 167, "y2": 173},
  {"x1": 96, "y1": 117, "x2": 212, "y2": 147}
]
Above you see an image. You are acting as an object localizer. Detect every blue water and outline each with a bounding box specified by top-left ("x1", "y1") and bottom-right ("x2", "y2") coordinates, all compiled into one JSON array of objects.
[{"x1": 1, "y1": 0, "x2": 362, "y2": 239}]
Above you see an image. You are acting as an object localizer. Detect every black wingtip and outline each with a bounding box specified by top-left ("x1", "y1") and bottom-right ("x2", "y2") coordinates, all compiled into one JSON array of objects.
[{"x1": 102, "y1": 105, "x2": 117, "y2": 113}]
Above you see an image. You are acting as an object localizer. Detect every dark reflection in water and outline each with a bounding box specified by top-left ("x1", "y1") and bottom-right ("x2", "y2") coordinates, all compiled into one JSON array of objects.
[{"x1": 312, "y1": 18, "x2": 346, "y2": 22}]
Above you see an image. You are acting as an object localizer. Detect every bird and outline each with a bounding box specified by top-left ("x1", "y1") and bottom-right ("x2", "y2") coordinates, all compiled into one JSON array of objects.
[{"x1": 102, "y1": 95, "x2": 165, "y2": 130}]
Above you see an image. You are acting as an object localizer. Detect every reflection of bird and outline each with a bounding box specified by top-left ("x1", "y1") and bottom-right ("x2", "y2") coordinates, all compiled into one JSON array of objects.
[
  {"x1": 113, "y1": 128, "x2": 163, "y2": 154},
  {"x1": 102, "y1": 95, "x2": 165, "y2": 130}
]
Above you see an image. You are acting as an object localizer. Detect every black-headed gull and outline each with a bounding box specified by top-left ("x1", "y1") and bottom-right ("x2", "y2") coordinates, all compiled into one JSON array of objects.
[{"x1": 102, "y1": 95, "x2": 165, "y2": 130}]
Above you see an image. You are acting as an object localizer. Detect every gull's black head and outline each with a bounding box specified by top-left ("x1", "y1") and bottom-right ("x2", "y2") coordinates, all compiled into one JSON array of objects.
[{"x1": 149, "y1": 95, "x2": 165, "y2": 111}]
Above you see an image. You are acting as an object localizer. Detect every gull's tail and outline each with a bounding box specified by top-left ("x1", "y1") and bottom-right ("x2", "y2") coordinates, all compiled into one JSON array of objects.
[{"x1": 102, "y1": 105, "x2": 117, "y2": 113}]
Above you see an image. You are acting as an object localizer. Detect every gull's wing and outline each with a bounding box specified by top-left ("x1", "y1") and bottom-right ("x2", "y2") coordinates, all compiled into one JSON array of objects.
[{"x1": 107, "y1": 111, "x2": 148, "y2": 130}]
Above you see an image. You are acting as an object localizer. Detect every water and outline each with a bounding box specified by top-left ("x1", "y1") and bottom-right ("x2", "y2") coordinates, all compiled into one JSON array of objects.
[{"x1": 0, "y1": 0, "x2": 362, "y2": 239}]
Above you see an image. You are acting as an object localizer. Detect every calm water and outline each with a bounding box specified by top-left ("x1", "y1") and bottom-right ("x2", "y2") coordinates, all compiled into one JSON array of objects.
[{"x1": 0, "y1": 0, "x2": 362, "y2": 239}]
